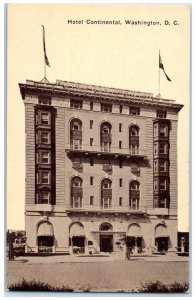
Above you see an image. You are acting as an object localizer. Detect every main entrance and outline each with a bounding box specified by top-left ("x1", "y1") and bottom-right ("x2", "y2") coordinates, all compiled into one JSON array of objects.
[
  {"x1": 99, "y1": 222, "x2": 113, "y2": 253},
  {"x1": 155, "y1": 224, "x2": 169, "y2": 252},
  {"x1": 100, "y1": 235, "x2": 113, "y2": 252}
]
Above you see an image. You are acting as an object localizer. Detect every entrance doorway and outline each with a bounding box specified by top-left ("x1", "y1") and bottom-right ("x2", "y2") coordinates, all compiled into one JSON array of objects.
[
  {"x1": 100, "y1": 235, "x2": 113, "y2": 252},
  {"x1": 155, "y1": 237, "x2": 168, "y2": 252},
  {"x1": 72, "y1": 236, "x2": 85, "y2": 254}
]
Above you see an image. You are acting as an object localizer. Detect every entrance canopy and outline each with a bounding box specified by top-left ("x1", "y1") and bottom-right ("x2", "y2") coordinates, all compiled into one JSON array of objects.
[
  {"x1": 127, "y1": 223, "x2": 141, "y2": 237},
  {"x1": 70, "y1": 222, "x2": 85, "y2": 236},
  {"x1": 37, "y1": 222, "x2": 54, "y2": 236},
  {"x1": 155, "y1": 224, "x2": 169, "y2": 238}
]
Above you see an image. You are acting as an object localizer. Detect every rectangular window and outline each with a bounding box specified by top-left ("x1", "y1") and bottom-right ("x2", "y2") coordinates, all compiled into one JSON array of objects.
[
  {"x1": 90, "y1": 138, "x2": 93, "y2": 146},
  {"x1": 119, "y1": 105, "x2": 123, "y2": 114},
  {"x1": 130, "y1": 199, "x2": 139, "y2": 210},
  {"x1": 160, "y1": 179, "x2": 167, "y2": 190},
  {"x1": 130, "y1": 144, "x2": 139, "y2": 155},
  {"x1": 41, "y1": 131, "x2": 50, "y2": 144},
  {"x1": 70, "y1": 99, "x2": 83, "y2": 109},
  {"x1": 41, "y1": 112, "x2": 50, "y2": 125},
  {"x1": 90, "y1": 157, "x2": 94, "y2": 166},
  {"x1": 119, "y1": 123, "x2": 122, "y2": 132},
  {"x1": 154, "y1": 124, "x2": 158, "y2": 137},
  {"x1": 90, "y1": 120, "x2": 93, "y2": 129},
  {"x1": 90, "y1": 176, "x2": 94, "y2": 185},
  {"x1": 41, "y1": 151, "x2": 50, "y2": 164},
  {"x1": 154, "y1": 178, "x2": 158, "y2": 191},
  {"x1": 119, "y1": 178, "x2": 123, "y2": 187},
  {"x1": 73, "y1": 139, "x2": 82, "y2": 150},
  {"x1": 129, "y1": 107, "x2": 140, "y2": 115},
  {"x1": 90, "y1": 196, "x2": 94, "y2": 205},
  {"x1": 160, "y1": 143, "x2": 167, "y2": 154},
  {"x1": 154, "y1": 143, "x2": 158, "y2": 154},
  {"x1": 41, "y1": 171, "x2": 50, "y2": 184},
  {"x1": 90, "y1": 101, "x2": 93, "y2": 111},
  {"x1": 160, "y1": 161, "x2": 167, "y2": 172},
  {"x1": 154, "y1": 160, "x2": 158, "y2": 172},
  {"x1": 160, "y1": 125, "x2": 167, "y2": 137},
  {"x1": 119, "y1": 141, "x2": 122, "y2": 149},
  {"x1": 101, "y1": 103, "x2": 112, "y2": 113},
  {"x1": 119, "y1": 197, "x2": 122, "y2": 206},
  {"x1": 40, "y1": 191, "x2": 50, "y2": 204},
  {"x1": 157, "y1": 110, "x2": 167, "y2": 119}
]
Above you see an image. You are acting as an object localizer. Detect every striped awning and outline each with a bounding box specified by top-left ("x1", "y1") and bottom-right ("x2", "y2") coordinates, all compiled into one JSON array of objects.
[
  {"x1": 37, "y1": 222, "x2": 54, "y2": 237},
  {"x1": 155, "y1": 224, "x2": 168, "y2": 238},
  {"x1": 70, "y1": 223, "x2": 85, "y2": 236}
]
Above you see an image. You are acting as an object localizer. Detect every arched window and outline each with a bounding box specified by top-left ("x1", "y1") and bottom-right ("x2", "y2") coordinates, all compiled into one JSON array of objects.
[
  {"x1": 71, "y1": 177, "x2": 83, "y2": 208},
  {"x1": 129, "y1": 125, "x2": 139, "y2": 155},
  {"x1": 129, "y1": 180, "x2": 140, "y2": 210},
  {"x1": 70, "y1": 119, "x2": 82, "y2": 150},
  {"x1": 100, "y1": 223, "x2": 113, "y2": 231},
  {"x1": 100, "y1": 122, "x2": 112, "y2": 152},
  {"x1": 101, "y1": 178, "x2": 112, "y2": 209}
]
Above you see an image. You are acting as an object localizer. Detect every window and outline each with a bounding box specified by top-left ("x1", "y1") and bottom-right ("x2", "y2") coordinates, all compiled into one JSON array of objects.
[
  {"x1": 119, "y1": 178, "x2": 123, "y2": 187},
  {"x1": 154, "y1": 143, "x2": 158, "y2": 154},
  {"x1": 90, "y1": 120, "x2": 93, "y2": 129},
  {"x1": 90, "y1": 138, "x2": 93, "y2": 146},
  {"x1": 160, "y1": 143, "x2": 168, "y2": 154},
  {"x1": 41, "y1": 131, "x2": 50, "y2": 144},
  {"x1": 90, "y1": 157, "x2": 94, "y2": 166},
  {"x1": 101, "y1": 103, "x2": 112, "y2": 113},
  {"x1": 154, "y1": 124, "x2": 158, "y2": 137},
  {"x1": 154, "y1": 160, "x2": 158, "y2": 172},
  {"x1": 70, "y1": 99, "x2": 83, "y2": 109},
  {"x1": 160, "y1": 178, "x2": 167, "y2": 190},
  {"x1": 119, "y1": 105, "x2": 123, "y2": 114},
  {"x1": 90, "y1": 196, "x2": 94, "y2": 205},
  {"x1": 100, "y1": 122, "x2": 112, "y2": 152},
  {"x1": 90, "y1": 101, "x2": 93, "y2": 111},
  {"x1": 160, "y1": 161, "x2": 167, "y2": 172},
  {"x1": 129, "y1": 107, "x2": 140, "y2": 115},
  {"x1": 129, "y1": 125, "x2": 139, "y2": 155},
  {"x1": 157, "y1": 110, "x2": 167, "y2": 119},
  {"x1": 37, "y1": 171, "x2": 50, "y2": 184},
  {"x1": 119, "y1": 197, "x2": 122, "y2": 206},
  {"x1": 160, "y1": 125, "x2": 167, "y2": 137},
  {"x1": 41, "y1": 151, "x2": 50, "y2": 164},
  {"x1": 90, "y1": 176, "x2": 94, "y2": 185},
  {"x1": 70, "y1": 119, "x2": 82, "y2": 150},
  {"x1": 101, "y1": 179, "x2": 112, "y2": 209},
  {"x1": 41, "y1": 112, "x2": 50, "y2": 125},
  {"x1": 130, "y1": 199, "x2": 139, "y2": 210},
  {"x1": 71, "y1": 177, "x2": 83, "y2": 208},
  {"x1": 119, "y1": 141, "x2": 122, "y2": 149},
  {"x1": 119, "y1": 123, "x2": 122, "y2": 132},
  {"x1": 129, "y1": 181, "x2": 140, "y2": 210},
  {"x1": 154, "y1": 178, "x2": 158, "y2": 191},
  {"x1": 36, "y1": 190, "x2": 50, "y2": 204}
]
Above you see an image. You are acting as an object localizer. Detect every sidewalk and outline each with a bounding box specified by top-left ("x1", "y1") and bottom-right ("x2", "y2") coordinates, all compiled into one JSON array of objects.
[{"x1": 8, "y1": 251, "x2": 189, "y2": 264}]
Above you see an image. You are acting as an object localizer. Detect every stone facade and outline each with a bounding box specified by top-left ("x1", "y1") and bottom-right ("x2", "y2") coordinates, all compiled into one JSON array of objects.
[{"x1": 19, "y1": 79, "x2": 183, "y2": 255}]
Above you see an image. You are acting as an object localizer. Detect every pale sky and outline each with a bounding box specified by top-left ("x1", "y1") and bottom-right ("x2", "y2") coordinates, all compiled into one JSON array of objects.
[{"x1": 7, "y1": 4, "x2": 190, "y2": 231}]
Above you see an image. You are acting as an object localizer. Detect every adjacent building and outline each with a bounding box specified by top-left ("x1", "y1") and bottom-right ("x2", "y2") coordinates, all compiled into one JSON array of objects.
[{"x1": 19, "y1": 78, "x2": 183, "y2": 254}]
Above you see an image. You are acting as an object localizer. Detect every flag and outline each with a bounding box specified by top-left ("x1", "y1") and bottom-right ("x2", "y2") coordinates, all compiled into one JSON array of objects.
[
  {"x1": 42, "y1": 25, "x2": 50, "y2": 67},
  {"x1": 159, "y1": 53, "x2": 171, "y2": 81}
]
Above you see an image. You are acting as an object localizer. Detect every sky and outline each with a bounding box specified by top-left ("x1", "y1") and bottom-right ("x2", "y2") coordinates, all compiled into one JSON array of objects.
[{"x1": 7, "y1": 4, "x2": 190, "y2": 231}]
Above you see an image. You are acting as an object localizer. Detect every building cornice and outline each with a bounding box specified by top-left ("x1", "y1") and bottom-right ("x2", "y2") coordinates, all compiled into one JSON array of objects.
[{"x1": 19, "y1": 79, "x2": 183, "y2": 112}]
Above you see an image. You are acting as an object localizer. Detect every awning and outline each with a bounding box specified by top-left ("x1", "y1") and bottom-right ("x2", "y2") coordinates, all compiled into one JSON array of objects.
[
  {"x1": 127, "y1": 224, "x2": 141, "y2": 236},
  {"x1": 155, "y1": 224, "x2": 168, "y2": 238},
  {"x1": 37, "y1": 222, "x2": 54, "y2": 236},
  {"x1": 70, "y1": 223, "x2": 85, "y2": 237}
]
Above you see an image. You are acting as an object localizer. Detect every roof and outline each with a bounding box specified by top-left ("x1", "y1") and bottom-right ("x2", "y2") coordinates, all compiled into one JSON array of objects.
[{"x1": 19, "y1": 79, "x2": 183, "y2": 111}]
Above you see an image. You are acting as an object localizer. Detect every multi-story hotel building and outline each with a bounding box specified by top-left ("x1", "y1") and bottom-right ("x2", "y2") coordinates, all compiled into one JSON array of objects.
[{"x1": 19, "y1": 78, "x2": 183, "y2": 255}]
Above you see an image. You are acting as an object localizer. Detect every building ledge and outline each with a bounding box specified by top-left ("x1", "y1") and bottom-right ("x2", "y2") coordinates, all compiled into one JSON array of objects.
[
  {"x1": 148, "y1": 208, "x2": 169, "y2": 216},
  {"x1": 66, "y1": 208, "x2": 147, "y2": 215},
  {"x1": 66, "y1": 148, "x2": 147, "y2": 161}
]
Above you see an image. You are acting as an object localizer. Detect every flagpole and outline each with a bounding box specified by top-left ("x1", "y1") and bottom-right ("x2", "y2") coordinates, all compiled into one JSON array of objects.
[{"x1": 159, "y1": 50, "x2": 160, "y2": 96}]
